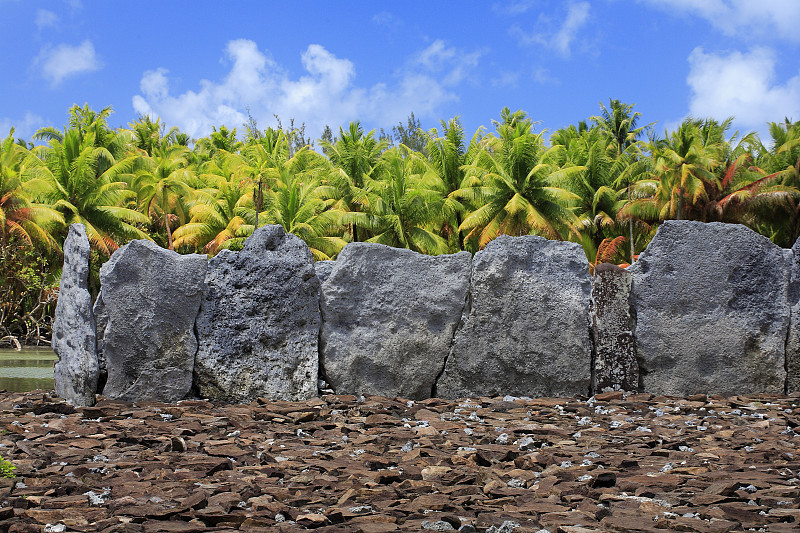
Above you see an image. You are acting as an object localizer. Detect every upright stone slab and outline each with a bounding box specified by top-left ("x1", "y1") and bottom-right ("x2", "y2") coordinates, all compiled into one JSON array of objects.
[
  {"x1": 785, "y1": 237, "x2": 800, "y2": 393},
  {"x1": 591, "y1": 264, "x2": 637, "y2": 392},
  {"x1": 52, "y1": 224, "x2": 98, "y2": 406},
  {"x1": 195, "y1": 225, "x2": 320, "y2": 403},
  {"x1": 320, "y1": 244, "x2": 471, "y2": 399},
  {"x1": 630, "y1": 221, "x2": 789, "y2": 396},
  {"x1": 437, "y1": 235, "x2": 592, "y2": 399},
  {"x1": 95, "y1": 240, "x2": 206, "y2": 402}
]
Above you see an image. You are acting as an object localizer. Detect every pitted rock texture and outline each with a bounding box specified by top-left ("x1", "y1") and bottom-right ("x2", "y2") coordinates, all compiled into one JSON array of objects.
[
  {"x1": 320, "y1": 244, "x2": 471, "y2": 399},
  {"x1": 437, "y1": 235, "x2": 592, "y2": 399},
  {"x1": 591, "y1": 263, "x2": 638, "y2": 392},
  {"x1": 630, "y1": 220, "x2": 790, "y2": 396},
  {"x1": 95, "y1": 240, "x2": 206, "y2": 402},
  {"x1": 195, "y1": 225, "x2": 320, "y2": 403},
  {"x1": 787, "y1": 237, "x2": 800, "y2": 394},
  {"x1": 52, "y1": 223, "x2": 98, "y2": 407},
  {"x1": 314, "y1": 260, "x2": 336, "y2": 284}
]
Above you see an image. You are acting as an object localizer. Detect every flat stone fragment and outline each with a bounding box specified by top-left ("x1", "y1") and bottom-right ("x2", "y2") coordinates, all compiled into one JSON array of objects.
[
  {"x1": 52, "y1": 223, "x2": 99, "y2": 406},
  {"x1": 630, "y1": 220, "x2": 789, "y2": 396},
  {"x1": 591, "y1": 263, "x2": 637, "y2": 392},
  {"x1": 437, "y1": 235, "x2": 593, "y2": 399},
  {"x1": 96, "y1": 239, "x2": 207, "y2": 402},
  {"x1": 320, "y1": 243, "x2": 471, "y2": 399},
  {"x1": 194, "y1": 225, "x2": 320, "y2": 403},
  {"x1": 786, "y1": 236, "x2": 800, "y2": 393}
]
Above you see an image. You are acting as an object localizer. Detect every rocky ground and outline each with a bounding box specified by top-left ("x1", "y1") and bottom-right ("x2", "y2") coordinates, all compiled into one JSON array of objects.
[{"x1": 0, "y1": 390, "x2": 798, "y2": 533}]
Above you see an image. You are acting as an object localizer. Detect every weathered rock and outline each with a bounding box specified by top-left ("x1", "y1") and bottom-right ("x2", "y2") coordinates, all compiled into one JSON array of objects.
[
  {"x1": 96, "y1": 240, "x2": 207, "y2": 402},
  {"x1": 194, "y1": 225, "x2": 320, "y2": 403},
  {"x1": 314, "y1": 260, "x2": 336, "y2": 284},
  {"x1": 320, "y1": 243, "x2": 471, "y2": 399},
  {"x1": 52, "y1": 224, "x2": 99, "y2": 406},
  {"x1": 437, "y1": 235, "x2": 592, "y2": 399},
  {"x1": 785, "y1": 237, "x2": 800, "y2": 393},
  {"x1": 591, "y1": 264, "x2": 638, "y2": 392},
  {"x1": 629, "y1": 221, "x2": 789, "y2": 396}
]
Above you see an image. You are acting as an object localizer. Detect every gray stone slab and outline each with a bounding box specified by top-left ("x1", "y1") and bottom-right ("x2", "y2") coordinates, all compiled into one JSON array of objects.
[
  {"x1": 785, "y1": 237, "x2": 800, "y2": 393},
  {"x1": 194, "y1": 225, "x2": 320, "y2": 403},
  {"x1": 320, "y1": 243, "x2": 471, "y2": 400},
  {"x1": 591, "y1": 263, "x2": 638, "y2": 392},
  {"x1": 437, "y1": 235, "x2": 593, "y2": 399},
  {"x1": 96, "y1": 240, "x2": 207, "y2": 402},
  {"x1": 52, "y1": 224, "x2": 99, "y2": 406},
  {"x1": 629, "y1": 220, "x2": 789, "y2": 396}
]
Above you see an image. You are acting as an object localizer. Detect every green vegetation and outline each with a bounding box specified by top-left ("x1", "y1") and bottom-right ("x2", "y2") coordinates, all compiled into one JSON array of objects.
[
  {"x1": 3, "y1": 101, "x2": 800, "y2": 346},
  {"x1": 0, "y1": 454, "x2": 15, "y2": 478}
]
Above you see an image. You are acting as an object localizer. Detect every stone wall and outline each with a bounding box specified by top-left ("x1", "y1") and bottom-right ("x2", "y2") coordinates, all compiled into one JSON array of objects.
[{"x1": 53, "y1": 221, "x2": 800, "y2": 406}]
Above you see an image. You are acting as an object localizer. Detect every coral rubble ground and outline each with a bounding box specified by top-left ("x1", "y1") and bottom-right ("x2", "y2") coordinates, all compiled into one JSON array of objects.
[{"x1": 0, "y1": 390, "x2": 798, "y2": 532}]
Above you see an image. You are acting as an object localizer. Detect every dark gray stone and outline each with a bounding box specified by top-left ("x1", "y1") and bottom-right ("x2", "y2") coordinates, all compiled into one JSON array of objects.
[
  {"x1": 314, "y1": 260, "x2": 335, "y2": 284},
  {"x1": 96, "y1": 240, "x2": 206, "y2": 402},
  {"x1": 53, "y1": 224, "x2": 98, "y2": 406},
  {"x1": 591, "y1": 264, "x2": 638, "y2": 392},
  {"x1": 629, "y1": 221, "x2": 789, "y2": 396},
  {"x1": 785, "y1": 237, "x2": 800, "y2": 393},
  {"x1": 320, "y1": 244, "x2": 471, "y2": 399},
  {"x1": 437, "y1": 235, "x2": 592, "y2": 399},
  {"x1": 194, "y1": 225, "x2": 320, "y2": 403}
]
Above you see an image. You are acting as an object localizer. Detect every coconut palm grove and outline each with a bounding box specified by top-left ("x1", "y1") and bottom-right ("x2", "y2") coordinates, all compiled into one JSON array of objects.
[{"x1": 2, "y1": 101, "x2": 800, "y2": 346}]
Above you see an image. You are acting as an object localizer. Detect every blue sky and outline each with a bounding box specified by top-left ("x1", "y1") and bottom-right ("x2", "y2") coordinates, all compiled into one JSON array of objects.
[{"x1": 2, "y1": 1, "x2": 799, "y2": 144}]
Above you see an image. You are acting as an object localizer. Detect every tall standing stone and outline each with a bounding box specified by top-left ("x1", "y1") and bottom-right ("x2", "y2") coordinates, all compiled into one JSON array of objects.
[
  {"x1": 320, "y1": 244, "x2": 471, "y2": 400},
  {"x1": 630, "y1": 221, "x2": 789, "y2": 396},
  {"x1": 53, "y1": 224, "x2": 98, "y2": 406},
  {"x1": 95, "y1": 240, "x2": 207, "y2": 402},
  {"x1": 437, "y1": 235, "x2": 593, "y2": 399},
  {"x1": 591, "y1": 264, "x2": 638, "y2": 392},
  {"x1": 785, "y1": 237, "x2": 800, "y2": 393},
  {"x1": 194, "y1": 225, "x2": 320, "y2": 403}
]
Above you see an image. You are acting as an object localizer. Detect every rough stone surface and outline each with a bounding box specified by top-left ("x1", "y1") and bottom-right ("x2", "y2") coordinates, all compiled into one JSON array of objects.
[
  {"x1": 314, "y1": 259, "x2": 336, "y2": 284},
  {"x1": 96, "y1": 240, "x2": 207, "y2": 402},
  {"x1": 630, "y1": 220, "x2": 789, "y2": 396},
  {"x1": 320, "y1": 243, "x2": 471, "y2": 399},
  {"x1": 52, "y1": 224, "x2": 98, "y2": 406},
  {"x1": 195, "y1": 225, "x2": 320, "y2": 403},
  {"x1": 785, "y1": 237, "x2": 800, "y2": 393},
  {"x1": 591, "y1": 263, "x2": 638, "y2": 392},
  {"x1": 437, "y1": 235, "x2": 592, "y2": 399}
]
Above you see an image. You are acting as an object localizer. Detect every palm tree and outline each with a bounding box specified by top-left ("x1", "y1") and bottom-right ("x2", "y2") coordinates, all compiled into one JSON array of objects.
[
  {"x1": 225, "y1": 128, "x2": 292, "y2": 230},
  {"x1": 591, "y1": 99, "x2": 651, "y2": 261},
  {"x1": 0, "y1": 130, "x2": 62, "y2": 251},
  {"x1": 261, "y1": 148, "x2": 346, "y2": 260},
  {"x1": 453, "y1": 109, "x2": 577, "y2": 249},
  {"x1": 344, "y1": 146, "x2": 449, "y2": 255},
  {"x1": 418, "y1": 117, "x2": 484, "y2": 252},
  {"x1": 170, "y1": 177, "x2": 252, "y2": 255},
  {"x1": 319, "y1": 121, "x2": 387, "y2": 242},
  {"x1": 24, "y1": 127, "x2": 149, "y2": 257},
  {"x1": 548, "y1": 126, "x2": 634, "y2": 263},
  {"x1": 133, "y1": 145, "x2": 195, "y2": 250}
]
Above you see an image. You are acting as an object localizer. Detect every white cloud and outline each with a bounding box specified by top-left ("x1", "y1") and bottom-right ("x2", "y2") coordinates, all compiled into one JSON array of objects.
[
  {"x1": 643, "y1": 0, "x2": 800, "y2": 42},
  {"x1": 685, "y1": 47, "x2": 800, "y2": 133},
  {"x1": 511, "y1": 1, "x2": 590, "y2": 57},
  {"x1": 35, "y1": 40, "x2": 101, "y2": 86},
  {"x1": 0, "y1": 112, "x2": 46, "y2": 141},
  {"x1": 35, "y1": 9, "x2": 58, "y2": 30},
  {"x1": 132, "y1": 39, "x2": 480, "y2": 139}
]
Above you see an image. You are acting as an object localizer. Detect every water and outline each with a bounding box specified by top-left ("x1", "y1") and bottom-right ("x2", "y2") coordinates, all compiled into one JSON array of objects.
[{"x1": 0, "y1": 347, "x2": 57, "y2": 392}]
